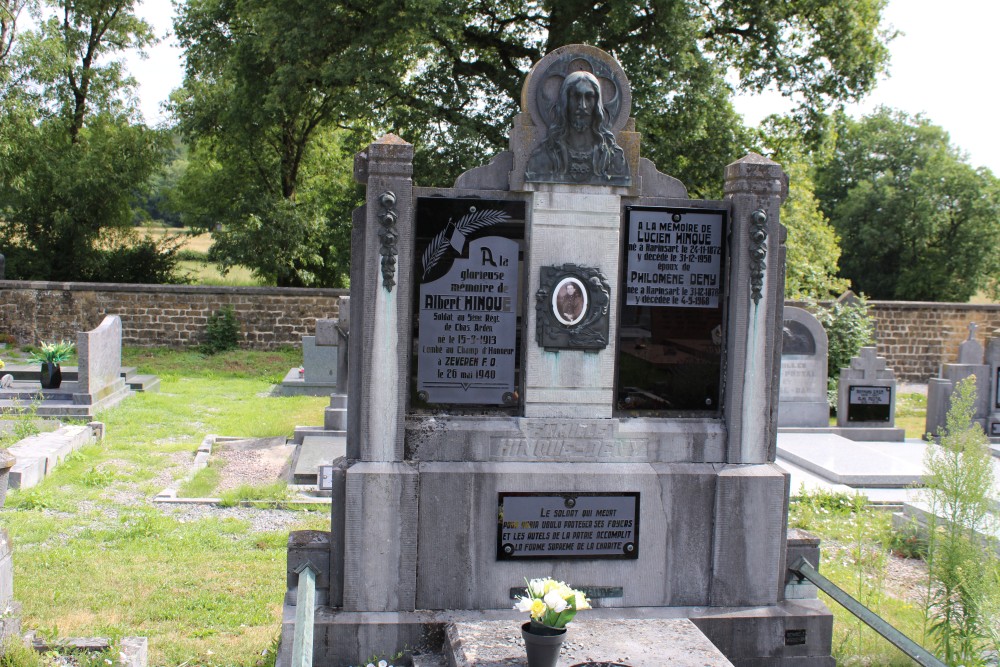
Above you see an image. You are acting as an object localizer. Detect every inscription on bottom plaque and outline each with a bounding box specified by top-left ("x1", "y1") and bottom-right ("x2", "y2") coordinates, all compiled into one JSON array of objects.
[{"x1": 497, "y1": 492, "x2": 639, "y2": 560}]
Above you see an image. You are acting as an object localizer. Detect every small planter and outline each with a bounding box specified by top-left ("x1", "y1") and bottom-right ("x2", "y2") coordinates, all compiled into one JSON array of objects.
[
  {"x1": 522, "y1": 621, "x2": 566, "y2": 667},
  {"x1": 39, "y1": 362, "x2": 62, "y2": 389}
]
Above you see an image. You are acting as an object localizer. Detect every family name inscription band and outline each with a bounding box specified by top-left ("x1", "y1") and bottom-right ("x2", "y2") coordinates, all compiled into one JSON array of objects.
[
  {"x1": 624, "y1": 207, "x2": 725, "y2": 308},
  {"x1": 418, "y1": 235, "x2": 519, "y2": 404},
  {"x1": 497, "y1": 492, "x2": 640, "y2": 560}
]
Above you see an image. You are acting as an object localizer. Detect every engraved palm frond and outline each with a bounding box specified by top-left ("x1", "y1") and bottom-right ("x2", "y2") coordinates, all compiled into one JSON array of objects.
[{"x1": 421, "y1": 208, "x2": 512, "y2": 280}]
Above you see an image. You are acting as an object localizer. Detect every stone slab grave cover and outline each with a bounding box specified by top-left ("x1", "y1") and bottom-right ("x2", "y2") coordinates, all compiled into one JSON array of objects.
[
  {"x1": 778, "y1": 307, "x2": 829, "y2": 427},
  {"x1": 926, "y1": 323, "x2": 995, "y2": 438},
  {"x1": 276, "y1": 45, "x2": 835, "y2": 667}
]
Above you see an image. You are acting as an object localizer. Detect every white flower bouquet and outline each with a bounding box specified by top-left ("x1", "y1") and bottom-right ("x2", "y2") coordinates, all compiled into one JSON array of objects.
[{"x1": 514, "y1": 578, "x2": 591, "y2": 630}]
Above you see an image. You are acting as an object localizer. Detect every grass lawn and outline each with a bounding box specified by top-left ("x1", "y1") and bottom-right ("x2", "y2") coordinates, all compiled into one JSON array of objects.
[
  {"x1": 790, "y1": 493, "x2": 933, "y2": 666},
  {"x1": 0, "y1": 348, "x2": 959, "y2": 666},
  {"x1": 1, "y1": 347, "x2": 328, "y2": 666}
]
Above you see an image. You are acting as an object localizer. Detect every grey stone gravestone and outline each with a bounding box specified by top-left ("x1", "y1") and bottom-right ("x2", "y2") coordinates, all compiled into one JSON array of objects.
[
  {"x1": 986, "y1": 331, "x2": 1000, "y2": 440},
  {"x1": 278, "y1": 315, "x2": 346, "y2": 397},
  {"x1": 778, "y1": 307, "x2": 829, "y2": 427},
  {"x1": 74, "y1": 315, "x2": 130, "y2": 412},
  {"x1": 835, "y1": 347, "x2": 904, "y2": 440},
  {"x1": 926, "y1": 322, "x2": 992, "y2": 437},
  {"x1": 276, "y1": 45, "x2": 832, "y2": 667}
]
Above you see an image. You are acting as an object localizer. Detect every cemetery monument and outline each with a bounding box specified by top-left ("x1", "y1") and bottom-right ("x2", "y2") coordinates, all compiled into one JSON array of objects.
[
  {"x1": 926, "y1": 323, "x2": 997, "y2": 439},
  {"x1": 276, "y1": 45, "x2": 834, "y2": 667},
  {"x1": 778, "y1": 306, "x2": 829, "y2": 427}
]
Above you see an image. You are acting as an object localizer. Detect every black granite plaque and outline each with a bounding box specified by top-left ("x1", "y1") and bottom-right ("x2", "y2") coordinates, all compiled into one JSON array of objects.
[
  {"x1": 415, "y1": 197, "x2": 524, "y2": 405},
  {"x1": 418, "y1": 236, "x2": 518, "y2": 404},
  {"x1": 624, "y1": 207, "x2": 724, "y2": 308},
  {"x1": 496, "y1": 492, "x2": 639, "y2": 560},
  {"x1": 996, "y1": 368, "x2": 1000, "y2": 409},
  {"x1": 991, "y1": 421, "x2": 1000, "y2": 437},
  {"x1": 847, "y1": 385, "x2": 891, "y2": 422}
]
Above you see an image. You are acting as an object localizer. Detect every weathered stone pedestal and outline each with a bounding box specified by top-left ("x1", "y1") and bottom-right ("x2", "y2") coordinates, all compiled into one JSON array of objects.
[{"x1": 276, "y1": 45, "x2": 833, "y2": 667}]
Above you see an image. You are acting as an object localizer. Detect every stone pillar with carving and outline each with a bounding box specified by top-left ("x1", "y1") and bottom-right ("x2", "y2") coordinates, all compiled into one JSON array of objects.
[
  {"x1": 339, "y1": 135, "x2": 418, "y2": 617},
  {"x1": 722, "y1": 154, "x2": 788, "y2": 464}
]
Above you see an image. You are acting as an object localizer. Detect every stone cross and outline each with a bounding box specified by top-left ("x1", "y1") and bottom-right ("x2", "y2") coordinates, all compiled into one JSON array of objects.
[
  {"x1": 968, "y1": 321, "x2": 979, "y2": 341},
  {"x1": 847, "y1": 347, "x2": 889, "y2": 380}
]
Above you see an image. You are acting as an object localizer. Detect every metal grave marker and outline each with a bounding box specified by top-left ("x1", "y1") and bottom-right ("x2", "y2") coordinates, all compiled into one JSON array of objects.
[
  {"x1": 417, "y1": 208, "x2": 520, "y2": 404},
  {"x1": 624, "y1": 207, "x2": 724, "y2": 308},
  {"x1": 497, "y1": 492, "x2": 640, "y2": 560}
]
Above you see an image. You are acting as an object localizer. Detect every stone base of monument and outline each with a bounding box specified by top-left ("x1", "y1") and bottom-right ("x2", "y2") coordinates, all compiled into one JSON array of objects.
[
  {"x1": 275, "y1": 602, "x2": 834, "y2": 667},
  {"x1": 442, "y1": 618, "x2": 735, "y2": 666},
  {"x1": 276, "y1": 367, "x2": 341, "y2": 397}
]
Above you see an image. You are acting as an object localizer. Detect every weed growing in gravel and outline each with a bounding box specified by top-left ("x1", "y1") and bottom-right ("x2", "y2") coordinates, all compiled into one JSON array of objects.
[
  {"x1": 921, "y1": 377, "x2": 999, "y2": 665},
  {"x1": 219, "y1": 481, "x2": 290, "y2": 507}
]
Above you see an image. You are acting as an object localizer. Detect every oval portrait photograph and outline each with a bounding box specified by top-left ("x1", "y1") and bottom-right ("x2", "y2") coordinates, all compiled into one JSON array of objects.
[{"x1": 552, "y1": 277, "x2": 588, "y2": 326}]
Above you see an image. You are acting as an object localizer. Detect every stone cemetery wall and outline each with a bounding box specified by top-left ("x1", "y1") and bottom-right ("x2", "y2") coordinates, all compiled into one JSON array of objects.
[
  {"x1": 0, "y1": 281, "x2": 345, "y2": 349},
  {"x1": 3, "y1": 280, "x2": 998, "y2": 370},
  {"x1": 868, "y1": 301, "x2": 1000, "y2": 381}
]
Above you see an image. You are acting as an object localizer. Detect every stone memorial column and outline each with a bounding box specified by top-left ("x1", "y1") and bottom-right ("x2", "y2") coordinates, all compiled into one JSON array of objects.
[
  {"x1": 341, "y1": 135, "x2": 418, "y2": 615},
  {"x1": 722, "y1": 154, "x2": 787, "y2": 464},
  {"x1": 710, "y1": 154, "x2": 789, "y2": 607}
]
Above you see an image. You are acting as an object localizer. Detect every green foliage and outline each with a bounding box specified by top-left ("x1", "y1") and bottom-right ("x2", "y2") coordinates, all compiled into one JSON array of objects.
[
  {"x1": 757, "y1": 116, "x2": 850, "y2": 299},
  {"x1": 921, "y1": 377, "x2": 998, "y2": 665},
  {"x1": 0, "y1": 114, "x2": 170, "y2": 281},
  {"x1": 172, "y1": 0, "x2": 892, "y2": 279},
  {"x1": 199, "y1": 306, "x2": 241, "y2": 355},
  {"x1": 0, "y1": 637, "x2": 42, "y2": 667},
  {"x1": 82, "y1": 229, "x2": 188, "y2": 285},
  {"x1": 218, "y1": 482, "x2": 289, "y2": 508},
  {"x1": 814, "y1": 298, "x2": 875, "y2": 382},
  {"x1": 815, "y1": 108, "x2": 1000, "y2": 301},
  {"x1": 27, "y1": 340, "x2": 74, "y2": 365},
  {"x1": 0, "y1": 0, "x2": 171, "y2": 283},
  {"x1": 384, "y1": 0, "x2": 892, "y2": 196}
]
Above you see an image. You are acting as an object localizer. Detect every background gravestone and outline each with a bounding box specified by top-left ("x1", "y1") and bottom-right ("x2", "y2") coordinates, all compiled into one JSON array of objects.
[
  {"x1": 778, "y1": 307, "x2": 829, "y2": 427},
  {"x1": 836, "y1": 347, "x2": 904, "y2": 441},
  {"x1": 987, "y1": 331, "x2": 1000, "y2": 441},
  {"x1": 926, "y1": 323, "x2": 992, "y2": 437}
]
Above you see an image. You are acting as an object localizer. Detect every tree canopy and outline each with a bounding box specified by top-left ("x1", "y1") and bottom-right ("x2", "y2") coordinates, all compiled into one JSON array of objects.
[
  {"x1": 0, "y1": 0, "x2": 172, "y2": 282},
  {"x1": 172, "y1": 0, "x2": 893, "y2": 286},
  {"x1": 815, "y1": 108, "x2": 1000, "y2": 302}
]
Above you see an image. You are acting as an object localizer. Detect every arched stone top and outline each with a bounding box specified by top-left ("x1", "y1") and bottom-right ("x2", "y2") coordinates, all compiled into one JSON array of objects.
[{"x1": 521, "y1": 44, "x2": 632, "y2": 134}]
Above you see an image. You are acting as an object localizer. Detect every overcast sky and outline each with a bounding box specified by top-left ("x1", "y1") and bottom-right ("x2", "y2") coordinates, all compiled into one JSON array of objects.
[{"x1": 127, "y1": 0, "x2": 1000, "y2": 174}]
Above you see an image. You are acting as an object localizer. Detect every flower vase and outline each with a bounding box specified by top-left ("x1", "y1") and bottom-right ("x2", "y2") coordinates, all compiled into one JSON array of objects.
[
  {"x1": 521, "y1": 621, "x2": 566, "y2": 667},
  {"x1": 39, "y1": 362, "x2": 62, "y2": 389}
]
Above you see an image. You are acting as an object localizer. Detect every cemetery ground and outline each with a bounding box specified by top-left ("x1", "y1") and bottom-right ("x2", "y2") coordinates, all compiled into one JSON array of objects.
[
  {"x1": 1, "y1": 347, "x2": 329, "y2": 666},
  {"x1": 0, "y1": 347, "x2": 973, "y2": 666}
]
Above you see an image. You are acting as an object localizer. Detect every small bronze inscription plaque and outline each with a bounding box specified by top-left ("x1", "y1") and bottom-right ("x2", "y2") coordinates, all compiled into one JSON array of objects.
[{"x1": 497, "y1": 492, "x2": 639, "y2": 560}]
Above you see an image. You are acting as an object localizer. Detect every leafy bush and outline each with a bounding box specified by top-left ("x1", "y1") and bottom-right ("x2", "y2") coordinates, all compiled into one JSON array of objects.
[
  {"x1": 200, "y1": 306, "x2": 241, "y2": 354},
  {"x1": 815, "y1": 296, "x2": 875, "y2": 383},
  {"x1": 81, "y1": 232, "x2": 188, "y2": 284}
]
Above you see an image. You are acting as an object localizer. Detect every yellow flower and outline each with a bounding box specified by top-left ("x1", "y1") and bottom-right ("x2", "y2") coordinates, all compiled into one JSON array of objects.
[
  {"x1": 0, "y1": 359, "x2": 4, "y2": 370},
  {"x1": 530, "y1": 598, "x2": 546, "y2": 619}
]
